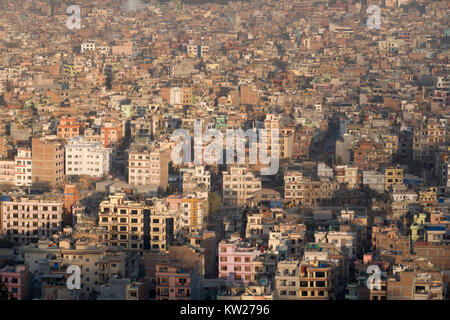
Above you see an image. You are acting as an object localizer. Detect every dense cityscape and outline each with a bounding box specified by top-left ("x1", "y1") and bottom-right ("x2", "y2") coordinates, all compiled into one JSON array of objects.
[{"x1": 0, "y1": 0, "x2": 449, "y2": 302}]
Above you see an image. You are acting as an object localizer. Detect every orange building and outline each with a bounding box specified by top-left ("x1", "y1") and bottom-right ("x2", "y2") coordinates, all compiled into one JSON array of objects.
[
  {"x1": 57, "y1": 117, "x2": 83, "y2": 140},
  {"x1": 101, "y1": 122, "x2": 123, "y2": 148},
  {"x1": 31, "y1": 136, "x2": 65, "y2": 188}
]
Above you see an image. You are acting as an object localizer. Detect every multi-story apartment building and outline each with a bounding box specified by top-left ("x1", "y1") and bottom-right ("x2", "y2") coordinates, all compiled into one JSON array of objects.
[
  {"x1": 384, "y1": 167, "x2": 404, "y2": 191},
  {"x1": 165, "y1": 194, "x2": 207, "y2": 231},
  {"x1": 0, "y1": 196, "x2": 64, "y2": 244},
  {"x1": 314, "y1": 230, "x2": 357, "y2": 259},
  {"x1": 336, "y1": 165, "x2": 358, "y2": 189},
  {"x1": 101, "y1": 122, "x2": 123, "y2": 148},
  {"x1": 57, "y1": 117, "x2": 83, "y2": 140},
  {"x1": 386, "y1": 266, "x2": 444, "y2": 300},
  {"x1": 98, "y1": 194, "x2": 177, "y2": 253},
  {"x1": 181, "y1": 165, "x2": 211, "y2": 193},
  {"x1": 218, "y1": 235, "x2": 261, "y2": 284},
  {"x1": 284, "y1": 171, "x2": 303, "y2": 202},
  {"x1": 285, "y1": 176, "x2": 339, "y2": 206},
  {"x1": 222, "y1": 166, "x2": 262, "y2": 206},
  {"x1": 390, "y1": 186, "x2": 419, "y2": 218},
  {"x1": 98, "y1": 193, "x2": 151, "y2": 253},
  {"x1": 353, "y1": 141, "x2": 389, "y2": 171},
  {"x1": 65, "y1": 137, "x2": 112, "y2": 178},
  {"x1": 56, "y1": 240, "x2": 128, "y2": 299},
  {"x1": 0, "y1": 159, "x2": 15, "y2": 185},
  {"x1": 155, "y1": 263, "x2": 202, "y2": 300},
  {"x1": 31, "y1": 136, "x2": 65, "y2": 188},
  {"x1": 362, "y1": 170, "x2": 385, "y2": 192},
  {"x1": 274, "y1": 260, "x2": 301, "y2": 300},
  {"x1": 0, "y1": 264, "x2": 30, "y2": 300},
  {"x1": 128, "y1": 144, "x2": 170, "y2": 191},
  {"x1": 297, "y1": 260, "x2": 338, "y2": 300},
  {"x1": 14, "y1": 148, "x2": 32, "y2": 187},
  {"x1": 413, "y1": 117, "x2": 447, "y2": 167}
]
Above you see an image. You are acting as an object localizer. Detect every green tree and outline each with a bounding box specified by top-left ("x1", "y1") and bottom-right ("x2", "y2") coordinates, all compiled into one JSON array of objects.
[
  {"x1": 208, "y1": 192, "x2": 221, "y2": 215},
  {"x1": 0, "y1": 280, "x2": 15, "y2": 300}
]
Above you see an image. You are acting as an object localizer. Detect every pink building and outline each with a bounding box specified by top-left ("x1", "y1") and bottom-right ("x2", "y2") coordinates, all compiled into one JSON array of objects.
[
  {"x1": 0, "y1": 264, "x2": 30, "y2": 300},
  {"x1": 155, "y1": 263, "x2": 200, "y2": 300},
  {"x1": 218, "y1": 235, "x2": 261, "y2": 284}
]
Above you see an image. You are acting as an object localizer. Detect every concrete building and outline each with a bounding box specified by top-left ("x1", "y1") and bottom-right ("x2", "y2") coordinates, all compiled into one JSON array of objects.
[
  {"x1": 222, "y1": 166, "x2": 261, "y2": 206},
  {"x1": 181, "y1": 165, "x2": 211, "y2": 193},
  {"x1": 1, "y1": 196, "x2": 64, "y2": 244},
  {"x1": 155, "y1": 262, "x2": 202, "y2": 300},
  {"x1": 0, "y1": 264, "x2": 31, "y2": 300},
  {"x1": 218, "y1": 234, "x2": 261, "y2": 284},
  {"x1": 362, "y1": 171, "x2": 385, "y2": 192},
  {"x1": 65, "y1": 137, "x2": 112, "y2": 178},
  {"x1": 128, "y1": 144, "x2": 170, "y2": 192},
  {"x1": 0, "y1": 160, "x2": 15, "y2": 185},
  {"x1": 31, "y1": 136, "x2": 65, "y2": 188},
  {"x1": 14, "y1": 148, "x2": 32, "y2": 187}
]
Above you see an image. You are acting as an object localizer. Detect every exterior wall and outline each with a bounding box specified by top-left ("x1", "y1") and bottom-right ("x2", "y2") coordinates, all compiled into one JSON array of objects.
[
  {"x1": 0, "y1": 264, "x2": 30, "y2": 300},
  {"x1": 128, "y1": 149, "x2": 169, "y2": 191},
  {"x1": 32, "y1": 136, "x2": 65, "y2": 188},
  {"x1": 218, "y1": 240, "x2": 259, "y2": 284},
  {"x1": 223, "y1": 167, "x2": 261, "y2": 206},
  {"x1": 0, "y1": 160, "x2": 15, "y2": 184},
  {"x1": 15, "y1": 149, "x2": 32, "y2": 187},
  {"x1": 156, "y1": 264, "x2": 192, "y2": 300},
  {"x1": 1, "y1": 199, "x2": 64, "y2": 244},
  {"x1": 65, "y1": 137, "x2": 111, "y2": 177}
]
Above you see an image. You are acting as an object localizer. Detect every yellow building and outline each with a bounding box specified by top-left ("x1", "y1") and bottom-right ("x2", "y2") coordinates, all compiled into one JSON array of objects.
[{"x1": 385, "y1": 168, "x2": 404, "y2": 191}]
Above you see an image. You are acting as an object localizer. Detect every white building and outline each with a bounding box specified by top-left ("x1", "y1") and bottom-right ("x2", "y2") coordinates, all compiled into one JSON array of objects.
[
  {"x1": 81, "y1": 42, "x2": 96, "y2": 53},
  {"x1": 128, "y1": 144, "x2": 169, "y2": 190},
  {"x1": 314, "y1": 231, "x2": 357, "y2": 259},
  {"x1": 284, "y1": 171, "x2": 303, "y2": 201},
  {"x1": 65, "y1": 137, "x2": 112, "y2": 177},
  {"x1": 181, "y1": 165, "x2": 211, "y2": 193},
  {"x1": 15, "y1": 148, "x2": 32, "y2": 187}
]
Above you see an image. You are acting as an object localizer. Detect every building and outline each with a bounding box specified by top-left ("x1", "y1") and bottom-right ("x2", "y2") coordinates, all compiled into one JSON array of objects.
[
  {"x1": 297, "y1": 260, "x2": 338, "y2": 300},
  {"x1": 56, "y1": 240, "x2": 128, "y2": 299},
  {"x1": 363, "y1": 171, "x2": 385, "y2": 192},
  {"x1": 14, "y1": 148, "x2": 32, "y2": 187},
  {"x1": 98, "y1": 193, "x2": 152, "y2": 253},
  {"x1": 181, "y1": 165, "x2": 211, "y2": 193},
  {"x1": 0, "y1": 196, "x2": 64, "y2": 244},
  {"x1": 128, "y1": 144, "x2": 170, "y2": 191},
  {"x1": 336, "y1": 165, "x2": 358, "y2": 189},
  {"x1": 57, "y1": 117, "x2": 83, "y2": 140},
  {"x1": 218, "y1": 234, "x2": 261, "y2": 284},
  {"x1": 65, "y1": 137, "x2": 111, "y2": 178},
  {"x1": 101, "y1": 122, "x2": 123, "y2": 148},
  {"x1": 385, "y1": 167, "x2": 404, "y2": 191},
  {"x1": 155, "y1": 262, "x2": 202, "y2": 300},
  {"x1": 314, "y1": 230, "x2": 357, "y2": 259},
  {"x1": 222, "y1": 166, "x2": 262, "y2": 206},
  {"x1": 284, "y1": 171, "x2": 303, "y2": 202},
  {"x1": 165, "y1": 194, "x2": 207, "y2": 231},
  {"x1": 31, "y1": 136, "x2": 65, "y2": 188},
  {"x1": 0, "y1": 159, "x2": 15, "y2": 185},
  {"x1": 274, "y1": 260, "x2": 301, "y2": 300},
  {"x1": 0, "y1": 264, "x2": 31, "y2": 300}
]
